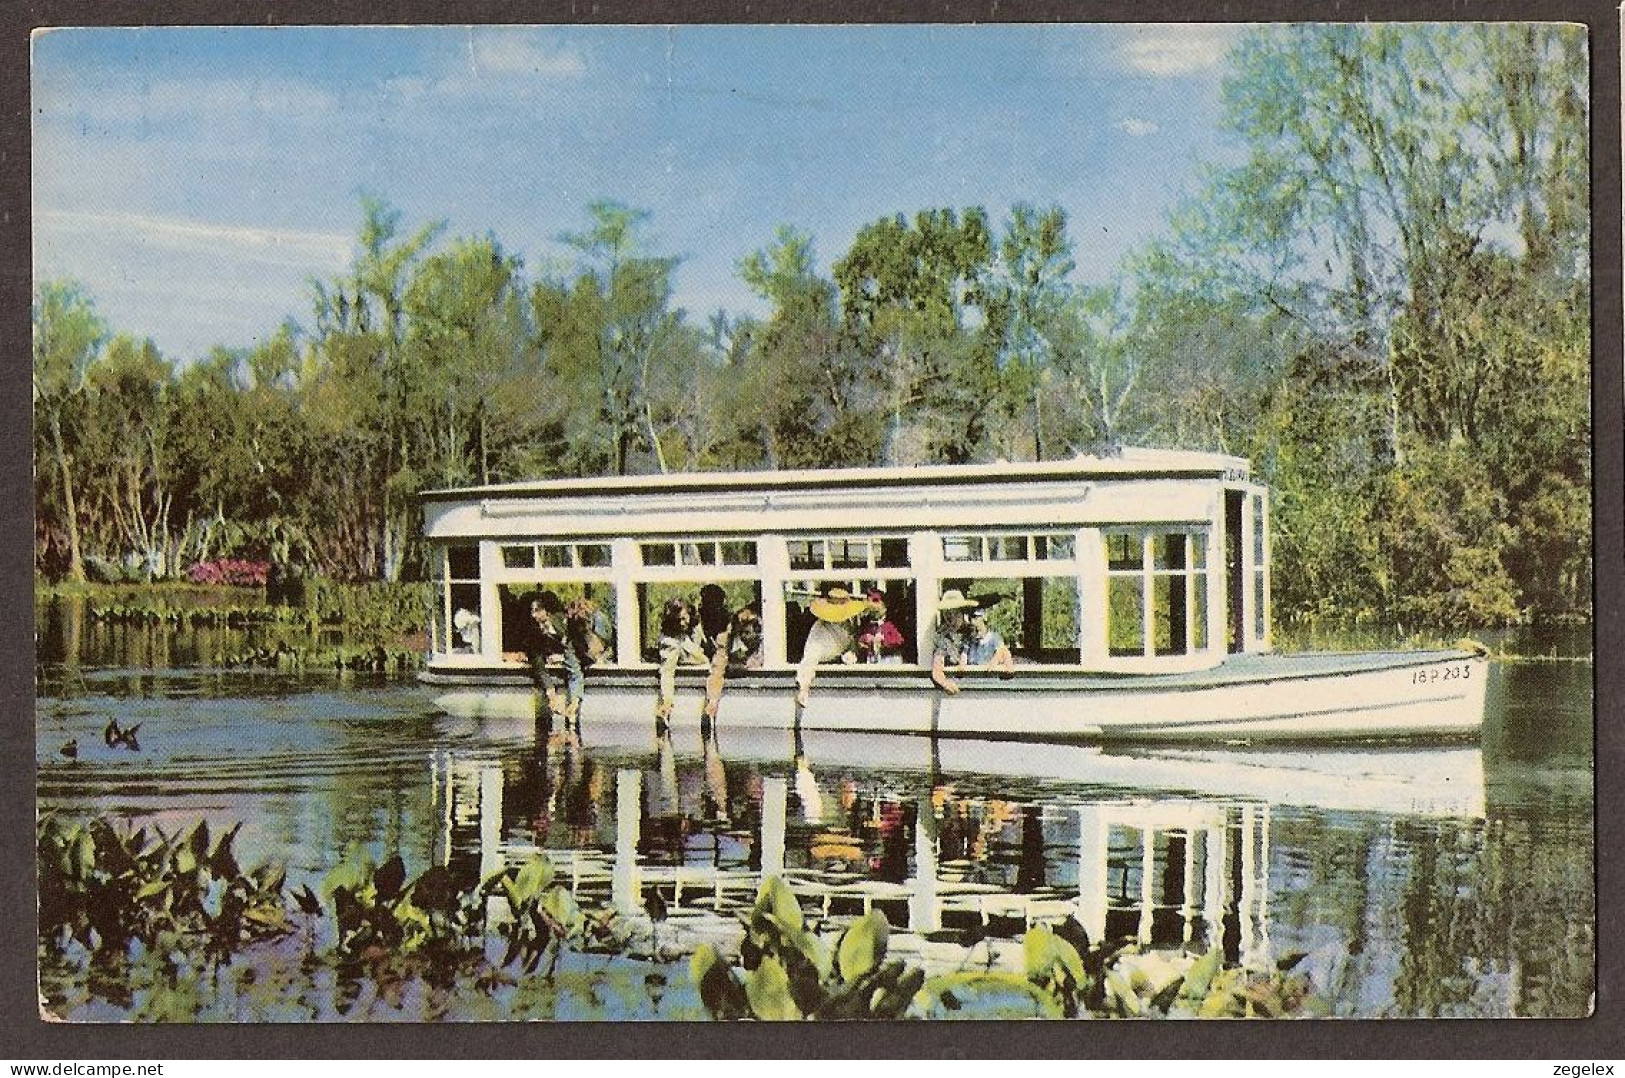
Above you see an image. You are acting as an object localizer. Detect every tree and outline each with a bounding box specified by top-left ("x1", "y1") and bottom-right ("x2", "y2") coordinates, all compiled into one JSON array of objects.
[
  {"x1": 80, "y1": 336, "x2": 176, "y2": 579},
  {"x1": 730, "y1": 226, "x2": 876, "y2": 469},
  {"x1": 544, "y1": 201, "x2": 682, "y2": 476},
  {"x1": 33, "y1": 279, "x2": 108, "y2": 582},
  {"x1": 305, "y1": 196, "x2": 444, "y2": 580},
  {"x1": 404, "y1": 235, "x2": 531, "y2": 486},
  {"x1": 834, "y1": 208, "x2": 1003, "y2": 464},
  {"x1": 993, "y1": 203, "x2": 1074, "y2": 460}
]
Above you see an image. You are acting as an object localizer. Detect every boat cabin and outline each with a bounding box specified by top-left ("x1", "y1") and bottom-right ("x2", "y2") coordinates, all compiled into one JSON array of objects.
[{"x1": 418, "y1": 447, "x2": 1270, "y2": 679}]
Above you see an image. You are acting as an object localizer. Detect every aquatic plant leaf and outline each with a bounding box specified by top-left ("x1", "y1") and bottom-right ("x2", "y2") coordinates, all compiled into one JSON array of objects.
[
  {"x1": 755, "y1": 876, "x2": 803, "y2": 933},
  {"x1": 1149, "y1": 976, "x2": 1185, "y2": 1015},
  {"x1": 510, "y1": 857, "x2": 555, "y2": 904},
  {"x1": 744, "y1": 955, "x2": 802, "y2": 1021},
  {"x1": 691, "y1": 944, "x2": 749, "y2": 1020},
  {"x1": 209, "y1": 823, "x2": 242, "y2": 879},
  {"x1": 1276, "y1": 951, "x2": 1308, "y2": 972},
  {"x1": 1105, "y1": 970, "x2": 1143, "y2": 1017},
  {"x1": 836, "y1": 910, "x2": 889, "y2": 983},
  {"x1": 70, "y1": 828, "x2": 95, "y2": 880},
  {"x1": 1023, "y1": 922, "x2": 1084, "y2": 985},
  {"x1": 1181, "y1": 947, "x2": 1222, "y2": 1002},
  {"x1": 374, "y1": 855, "x2": 406, "y2": 902},
  {"x1": 408, "y1": 865, "x2": 460, "y2": 915},
  {"x1": 320, "y1": 846, "x2": 372, "y2": 899},
  {"x1": 187, "y1": 821, "x2": 211, "y2": 864},
  {"x1": 293, "y1": 883, "x2": 322, "y2": 915},
  {"x1": 540, "y1": 887, "x2": 584, "y2": 940}
]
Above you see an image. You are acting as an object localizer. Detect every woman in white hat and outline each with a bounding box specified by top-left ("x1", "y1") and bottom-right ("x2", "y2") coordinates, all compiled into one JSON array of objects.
[
  {"x1": 930, "y1": 589, "x2": 979, "y2": 695},
  {"x1": 794, "y1": 584, "x2": 874, "y2": 706}
]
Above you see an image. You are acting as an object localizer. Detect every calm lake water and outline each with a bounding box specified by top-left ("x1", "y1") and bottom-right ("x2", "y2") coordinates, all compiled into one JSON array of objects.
[{"x1": 35, "y1": 605, "x2": 1595, "y2": 1019}]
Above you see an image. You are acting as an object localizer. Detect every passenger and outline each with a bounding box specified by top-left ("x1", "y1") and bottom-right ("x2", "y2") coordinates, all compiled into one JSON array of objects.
[
  {"x1": 794, "y1": 584, "x2": 873, "y2": 707},
  {"x1": 965, "y1": 606, "x2": 1016, "y2": 677},
  {"x1": 728, "y1": 606, "x2": 765, "y2": 670},
  {"x1": 522, "y1": 590, "x2": 585, "y2": 724},
  {"x1": 930, "y1": 589, "x2": 979, "y2": 695},
  {"x1": 565, "y1": 596, "x2": 610, "y2": 668},
  {"x1": 654, "y1": 597, "x2": 707, "y2": 726},
  {"x1": 855, "y1": 588, "x2": 905, "y2": 664},
  {"x1": 697, "y1": 584, "x2": 733, "y2": 723}
]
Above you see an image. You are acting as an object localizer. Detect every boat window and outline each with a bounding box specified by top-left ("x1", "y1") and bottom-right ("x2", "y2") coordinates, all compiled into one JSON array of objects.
[
  {"x1": 496, "y1": 583, "x2": 618, "y2": 664},
  {"x1": 939, "y1": 577, "x2": 1080, "y2": 663},
  {"x1": 1040, "y1": 535, "x2": 1076, "y2": 561},
  {"x1": 1105, "y1": 530, "x2": 1211, "y2": 659},
  {"x1": 829, "y1": 538, "x2": 870, "y2": 570},
  {"x1": 788, "y1": 539, "x2": 826, "y2": 571},
  {"x1": 447, "y1": 545, "x2": 480, "y2": 580},
  {"x1": 720, "y1": 541, "x2": 758, "y2": 566},
  {"x1": 636, "y1": 580, "x2": 762, "y2": 662},
  {"x1": 502, "y1": 542, "x2": 615, "y2": 571},
  {"x1": 785, "y1": 535, "x2": 911, "y2": 573},
  {"x1": 1252, "y1": 497, "x2": 1268, "y2": 642},
  {"x1": 945, "y1": 531, "x2": 1079, "y2": 566},
  {"x1": 784, "y1": 579, "x2": 917, "y2": 664},
  {"x1": 641, "y1": 539, "x2": 756, "y2": 570},
  {"x1": 678, "y1": 542, "x2": 717, "y2": 567},
  {"x1": 435, "y1": 545, "x2": 481, "y2": 655},
  {"x1": 641, "y1": 543, "x2": 677, "y2": 567},
  {"x1": 943, "y1": 536, "x2": 982, "y2": 563}
]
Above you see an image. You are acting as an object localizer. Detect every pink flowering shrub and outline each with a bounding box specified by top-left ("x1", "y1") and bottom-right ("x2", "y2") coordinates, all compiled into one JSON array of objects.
[{"x1": 187, "y1": 558, "x2": 270, "y2": 588}]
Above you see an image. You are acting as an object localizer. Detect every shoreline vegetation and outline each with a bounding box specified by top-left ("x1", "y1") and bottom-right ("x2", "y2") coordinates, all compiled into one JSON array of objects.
[
  {"x1": 39, "y1": 811, "x2": 1323, "y2": 1022},
  {"x1": 36, "y1": 578, "x2": 430, "y2": 671},
  {"x1": 32, "y1": 25, "x2": 1591, "y2": 639}
]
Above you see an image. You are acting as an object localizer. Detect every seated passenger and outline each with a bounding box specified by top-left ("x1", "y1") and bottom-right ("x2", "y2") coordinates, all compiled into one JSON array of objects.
[
  {"x1": 964, "y1": 607, "x2": 1016, "y2": 677},
  {"x1": 728, "y1": 606, "x2": 765, "y2": 670},
  {"x1": 654, "y1": 597, "x2": 707, "y2": 724},
  {"x1": 930, "y1": 589, "x2": 978, "y2": 695},
  {"x1": 855, "y1": 589, "x2": 905, "y2": 664},
  {"x1": 795, "y1": 584, "x2": 872, "y2": 706}
]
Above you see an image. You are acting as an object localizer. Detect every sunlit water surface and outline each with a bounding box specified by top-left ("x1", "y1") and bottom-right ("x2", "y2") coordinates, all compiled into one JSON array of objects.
[{"x1": 36, "y1": 610, "x2": 1594, "y2": 1019}]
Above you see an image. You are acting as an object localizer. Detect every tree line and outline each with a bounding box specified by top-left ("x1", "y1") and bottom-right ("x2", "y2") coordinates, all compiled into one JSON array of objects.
[{"x1": 33, "y1": 24, "x2": 1590, "y2": 628}]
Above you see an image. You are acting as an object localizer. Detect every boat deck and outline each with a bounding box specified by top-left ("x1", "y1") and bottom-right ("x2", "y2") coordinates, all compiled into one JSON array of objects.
[{"x1": 423, "y1": 646, "x2": 1480, "y2": 692}]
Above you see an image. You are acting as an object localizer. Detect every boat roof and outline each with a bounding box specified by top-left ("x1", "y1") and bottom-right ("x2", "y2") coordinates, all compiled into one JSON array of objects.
[{"x1": 419, "y1": 446, "x2": 1252, "y2": 503}]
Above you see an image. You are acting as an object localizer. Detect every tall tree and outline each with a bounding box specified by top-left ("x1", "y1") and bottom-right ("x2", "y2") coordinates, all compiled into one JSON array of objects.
[
  {"x1": 834, "y1": 208, "x2": 1002, "y2": 464},
  {"x1": 545, "y1": 201, "x2": 682, "y2": 475},
  {"x1": 33, "y1": 279, "x2": 108, "y2": 582}
]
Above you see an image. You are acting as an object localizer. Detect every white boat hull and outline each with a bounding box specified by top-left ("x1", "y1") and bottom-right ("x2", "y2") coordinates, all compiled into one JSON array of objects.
[{"x1": 427, "y1": 648, "x2": 1489, "y2": 744}]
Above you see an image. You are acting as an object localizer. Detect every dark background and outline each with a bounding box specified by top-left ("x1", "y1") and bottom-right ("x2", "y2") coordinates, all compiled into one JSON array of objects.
[{"x1": 4, "y1": 0, "x2": 1620, "y2": 1060}]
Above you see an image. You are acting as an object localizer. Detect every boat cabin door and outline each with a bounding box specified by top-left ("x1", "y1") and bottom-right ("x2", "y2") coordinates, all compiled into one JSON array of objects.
[{"x1": 1225, "y1": 489, "x2": 1245, "y2": 654}]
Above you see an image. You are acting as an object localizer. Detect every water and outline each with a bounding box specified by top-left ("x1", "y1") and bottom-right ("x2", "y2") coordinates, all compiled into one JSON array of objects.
[{"x1": 35, "y1": 605, "x2": 1595, "y2": 1019}]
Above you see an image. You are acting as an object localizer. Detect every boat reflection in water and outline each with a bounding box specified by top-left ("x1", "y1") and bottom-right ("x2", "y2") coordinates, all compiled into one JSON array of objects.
[{"x1": 428, "y1": 702, "x2": 1484, "y2": 974}]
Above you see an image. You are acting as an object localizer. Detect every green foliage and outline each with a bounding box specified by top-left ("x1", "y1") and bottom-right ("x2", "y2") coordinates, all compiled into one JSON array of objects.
[
  {"x1": 481, "y1": 854, "x2": 617, "y2": 976},
  {"x1": 689, "y1": 880, "x2": 923, "y2": 1020},
  {"x1": 38, "y1": 815, "x2": 292, "y2": 961},
  {"x1": 318, "y1": 846, "x2": 486, "y2": 968}
]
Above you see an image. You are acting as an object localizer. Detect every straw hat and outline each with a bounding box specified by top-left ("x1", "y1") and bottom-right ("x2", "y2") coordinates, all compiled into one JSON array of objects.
[
  {"x1": 936, "y1": 589, "x2": 979, "y2": 613},
  {"x1": 809, "y1": 585, "x2": 871, "y2": 623}
]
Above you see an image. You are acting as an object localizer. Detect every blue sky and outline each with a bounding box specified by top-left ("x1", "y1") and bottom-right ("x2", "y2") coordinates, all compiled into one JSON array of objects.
[{"x1": 32, "y1": 24, "x2": 1243, "y2": 360}]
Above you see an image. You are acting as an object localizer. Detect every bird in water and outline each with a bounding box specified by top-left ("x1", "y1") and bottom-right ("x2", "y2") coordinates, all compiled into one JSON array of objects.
[
  {"x1": 103, "y1": 717, "x2": 141, "y2": 751},
  {"x1": 58, "y1": 738, "x2": 77, "y2": 760}
]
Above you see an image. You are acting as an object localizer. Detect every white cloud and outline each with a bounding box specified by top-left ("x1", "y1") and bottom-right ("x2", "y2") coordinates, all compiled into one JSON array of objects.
[
  {"x1": 36, "y1": 209, "x2": 352, "y2": 270},
  {"x1": 466, "y1": 28, "x2": 586, "y2": 79},
  {"x1": 1118, "y1": 24, "x2": 1239, "y2": 77},
  {"x1": 1114, "y1": 117, "x2": 1160, "y2": 137}
]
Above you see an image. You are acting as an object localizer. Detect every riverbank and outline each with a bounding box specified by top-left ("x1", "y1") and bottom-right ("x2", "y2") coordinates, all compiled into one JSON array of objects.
[{"x1": 35, "y1": 578, "x2": 430, "y2": 670}]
